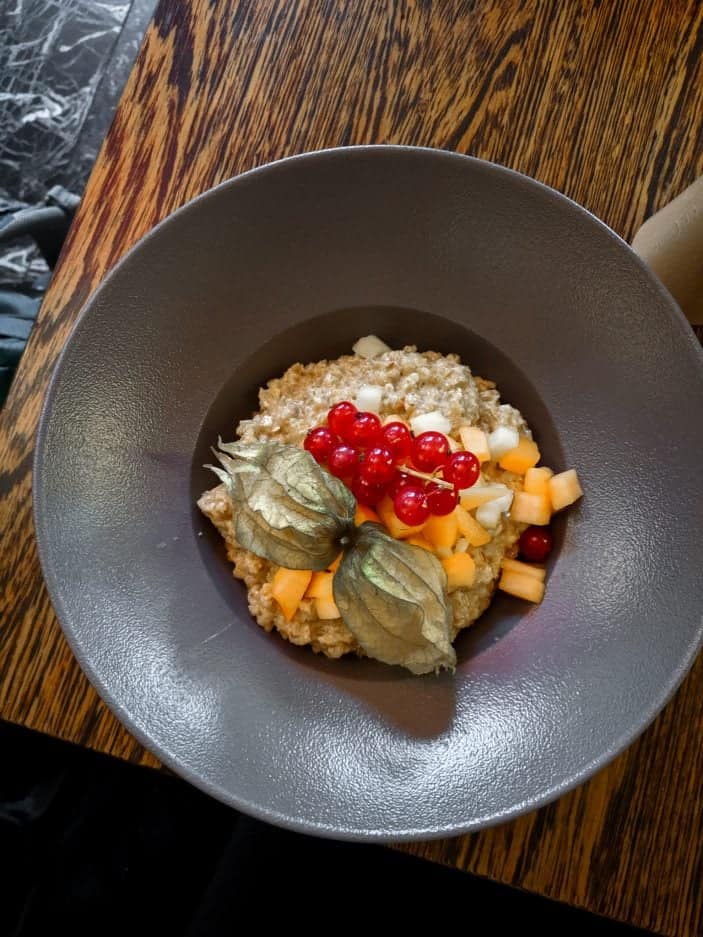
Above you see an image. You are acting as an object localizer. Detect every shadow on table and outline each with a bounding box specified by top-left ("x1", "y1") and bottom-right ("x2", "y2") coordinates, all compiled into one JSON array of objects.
[{"x1": 0, "y1": 720, "x2": 648, "y2": 937}]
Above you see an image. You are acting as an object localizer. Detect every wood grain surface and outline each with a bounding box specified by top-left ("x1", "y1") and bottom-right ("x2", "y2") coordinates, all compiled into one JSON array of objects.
[{"x1": 1, "y1": 1, "x2": 702, "y2": 932}]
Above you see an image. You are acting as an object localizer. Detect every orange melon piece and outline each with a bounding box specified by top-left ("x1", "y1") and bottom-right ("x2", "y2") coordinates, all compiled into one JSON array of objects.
[
  {"x1": 498, "y1": 569, "x2": 545, "y2": 603},
  {"x1": 459, "y1": 485, "x2": 508, "y2": 510},
  {"x1": 501, "y1": 558, "x2": 546, "y2": 582},
  {"x1": 271, "y1": 568, "x2": 313, "y2": 621},
  {"x1": 423, "y1": 510, "x2": 459, "y2": 549},
  {"x1": 510, "y1": 491, "x2": 551, "y2": 526},
  {"x1": 377, "y1": 496, "x2": 426, "y2": 539},
  {"x1": 523, "y1": 466, "x2": 554, "y2": 497},
  {"x1": 305, "y1": 571, "x2": 334, "y2": 600},
  {"x1": 455, "y1": 505, "x2": 491, "y2": 546},
  {"x1": 315, "y1": 596, "x2": 341, "y2": 620},
  {"x1": 382, "y1": 414, "x2": 410, "y2": 428},
  {"x1": 441, "y1": 552, "x2": 476, "y2": 590},
  {"x1": 499, "y1": 437, "x2": 541, "y2": 474},
  {"x1": 549, "y1": 469, "x2": 583, "y2": 511},
  {"x1": 354, "y1": 504, "x2": 381, "y2": 526},
  {"x1": 327, "y1": 553, "x2": 343, "y2": 573},
  {"x1": 458, "y1": 426, "x2": 490, "y2": 463},
  {"x1": 406, "y1": 535, "x2": 434, "y2": 552}
]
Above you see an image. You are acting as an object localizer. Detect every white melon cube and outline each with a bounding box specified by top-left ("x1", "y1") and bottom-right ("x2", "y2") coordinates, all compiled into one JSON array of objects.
[
  {"x1": 493, "y1": 491, "x2": 514, "y2": 514},
  {"x1": 355, "y1": 384, "x2": 383, "y2": 413},
  {"x1": 410, "y1": 411, "x2": 452, "y2": 436},
  {"x1": 352, "y1": 335, "x2": 392, "y2": 358},
  {"x1": 475, "y1": 501, "x2": 503, "y2": 529},
  {"x1": 487, "y1": 426, "x2": 520, "y2": 459}
]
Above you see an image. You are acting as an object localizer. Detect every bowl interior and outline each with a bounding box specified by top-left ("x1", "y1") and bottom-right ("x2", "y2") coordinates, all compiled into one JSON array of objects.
[{"x1": 191, "y1": 303, "x2": 567, "y2": 658}]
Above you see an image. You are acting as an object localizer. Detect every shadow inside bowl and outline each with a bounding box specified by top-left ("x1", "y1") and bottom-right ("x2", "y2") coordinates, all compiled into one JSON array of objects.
[{"x1": 273, "y1": 635, "x2": 458, "y2": 738}]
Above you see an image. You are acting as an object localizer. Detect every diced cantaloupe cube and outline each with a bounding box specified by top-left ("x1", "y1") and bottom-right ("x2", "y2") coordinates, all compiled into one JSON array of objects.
[
  {"x1": 315, "y1": 596, "x2": 341, "y2": 619},
  {"x1": 382, "y1": 414, "x2": 410, "y2": 428},
  {"x1": 459, "y1": 484, "x2": 509, "y2": 510},
  {"x1": 458, "y1": 426, "x2": 490, "y2": 463},
  {"x1": 377, "y1": 496, "x2": 426, "y2": 539},
  {"x1": 523, "y1": 466, "x2": 554, "y2": 497},
  {"x1": 271, "y1": 568, "x2": 313, "y2": 621},
  {"x1": 305, "y1": 571, "x2": 334, "y2": 599},
  {"x1": 455, "y1": 505, "x2": 491, "y2": 546},
  {"x1": 441, "y1": 552, "x2": 476, "y2": 590},
  {"x1": 549, "y1": 469, "x2": 584, "y2": 511},
  {"x1": 354, "y1": 504, "x2": 381, "y2": 526},
  {"x1": 423, "y1": 510, "x2": 459, "y2": 549},
  {"x1": 510, "y1": 491, "x2": 551, "y2": 525},
  {"x1": 501, "y1": 558, "x2": 546, "y2": 582},
  {"x1": 406, "y1": 535, "x2": 434, "y2": 552},
  {"x1": 498, "y1": 569, "x2": 545, "y2": 603},
  {"x1": 498, "y1": 437, "x2": 541, "y2": 474},
  {"x1": 328, "y1": 553, "x2": 342, "y2": 573}
]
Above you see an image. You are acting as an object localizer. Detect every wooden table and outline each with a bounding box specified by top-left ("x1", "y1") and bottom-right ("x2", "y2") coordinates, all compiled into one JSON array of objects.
[{"x1": 1, "y1": 1, "x2": 702, "y2": 932}]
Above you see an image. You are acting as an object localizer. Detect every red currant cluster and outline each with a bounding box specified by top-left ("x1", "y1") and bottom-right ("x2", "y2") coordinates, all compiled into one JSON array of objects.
[{"x1": 303, "y1": 401, "x2": 481, "y2": 526}]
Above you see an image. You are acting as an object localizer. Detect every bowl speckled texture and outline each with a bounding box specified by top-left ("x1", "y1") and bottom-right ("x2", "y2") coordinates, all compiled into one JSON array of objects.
[{"x1": 34, "y1": 147, "x2": 703, "y2": 840}]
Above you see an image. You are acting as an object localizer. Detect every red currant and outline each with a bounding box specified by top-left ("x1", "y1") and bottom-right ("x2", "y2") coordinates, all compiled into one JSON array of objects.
[
  {"x1": 393, "y1": 485, "x2": 430, "y2": 526},
  {"x1": 328, "y1": 401, "x2": 357, "y2": 437},
  {"x1": 359, "y1": 446, "x2": 396, "y2": 485},
  {"x1": 426, "y1": 482, "x2": 458, "y2": 516},
  {"x1": 519, "y1": 526, "x2": 553, "y2": 563},
  {"x1": 444, "y1": 451, "x2": 480, "y2": 489},
  {"x1": 387, "y1": 471, "x2": 415, "y2": 499},
  {"x1": 342, "y1": 411, "x2": 382, "y2": 448},
  {"x1": 381, "y1": 422, "x2": 413, "y2": 461},
  {"x1": 352, "y1": 475, "x2": 387, "y2": 507},
  {"x1": 327, "y1": 444, "x2": 359, "y2": 479},
  {"x1": 411, "y1": 431, "x2": 450, "y2": 472},
  {"x1": 303, "y1": 426, "x2": 336, "y2": 464}
]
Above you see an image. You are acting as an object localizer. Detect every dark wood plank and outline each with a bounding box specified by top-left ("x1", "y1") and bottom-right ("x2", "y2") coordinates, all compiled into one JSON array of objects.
[{"x1": 1, "y1": 0, "x2": 702, "y2": 931}]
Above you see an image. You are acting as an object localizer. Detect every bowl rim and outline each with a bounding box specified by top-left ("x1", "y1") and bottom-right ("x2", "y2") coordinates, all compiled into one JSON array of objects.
[{"x1": 33, "y1": 145, "x2": 703, "y2": 840}]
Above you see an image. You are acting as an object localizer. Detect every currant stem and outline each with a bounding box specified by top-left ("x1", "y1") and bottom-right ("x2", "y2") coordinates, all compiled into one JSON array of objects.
[{"x1": 401, "y1": 466, "x2": 453, "y2": 489}]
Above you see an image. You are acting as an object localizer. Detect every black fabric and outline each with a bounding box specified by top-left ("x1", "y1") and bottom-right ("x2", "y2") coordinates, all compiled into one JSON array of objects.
[
  {"x1": 0, "y1": 720, "x2": 648, "y2": 936},
  {"x1": 0, "y1": 289, "x2": 41, "y2": 404}
]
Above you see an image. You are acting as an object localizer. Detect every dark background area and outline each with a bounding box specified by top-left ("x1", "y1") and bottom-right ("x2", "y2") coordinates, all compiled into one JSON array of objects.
[
  {"x1": 2, "y1": 720, "x2": 646, "y2": 935},
  {"x1": 0, "y1": 3, "x2": 652, "y2": 933}
]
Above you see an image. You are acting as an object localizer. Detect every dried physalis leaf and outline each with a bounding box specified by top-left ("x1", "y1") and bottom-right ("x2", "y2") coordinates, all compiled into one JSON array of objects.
[
  {"x1": 208, "y1": 440, "x2": 355, "y2": 571},
  {"x1": 333, "y1": 523, "x2": 455, "y2": 675}
]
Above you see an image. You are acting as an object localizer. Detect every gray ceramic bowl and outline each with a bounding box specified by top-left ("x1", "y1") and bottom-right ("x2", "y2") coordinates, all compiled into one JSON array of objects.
[{"x1": 34, "y1": 147, "x2": 703, "y2": 840}]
